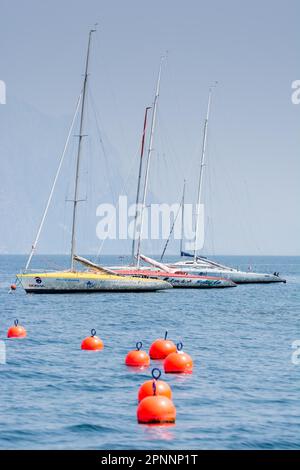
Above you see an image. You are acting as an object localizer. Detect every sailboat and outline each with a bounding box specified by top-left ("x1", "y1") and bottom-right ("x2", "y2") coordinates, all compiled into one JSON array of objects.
[
  {"x1": 16, "y1": 30, "x2": 171, "y2": 293},
  {"x1": 166, "y1": 86, "x2": 286, "y2": 284},
  {"x1": 114, "y1": 254, "x2": 237, "y2": 288},
  {"x1": 108, "y1": 60, "x2": 236, "y2": 288}
]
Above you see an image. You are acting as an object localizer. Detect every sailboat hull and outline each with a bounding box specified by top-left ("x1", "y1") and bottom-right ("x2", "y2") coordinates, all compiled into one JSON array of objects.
[
  {"x1": 189, "y1": 270, "x2": 285, "y2": 284},
  {"x1": 17, "y1": 272, "x2": 172, "y2": 293},
  {"x1": 111, "y1": 268, "x2": 236, "y2": 288},
  {"x1": 167, "y1": 264, "x2": 286, "y2": 284}
]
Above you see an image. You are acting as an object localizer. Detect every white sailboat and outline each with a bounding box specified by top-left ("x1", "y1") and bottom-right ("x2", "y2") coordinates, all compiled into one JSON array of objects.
[
  {"x1": 113, "y1": 254, "x2": 236, "y2": 288},
  {"x1": 168, "y1": 254, "x2": 286, "y2": 284},
  {"x1": 167, "y1": 86, "x2": 286, "y2": 284},
  {"x1": 17, "y1": 30, "x2": 171, "y2": 293}
]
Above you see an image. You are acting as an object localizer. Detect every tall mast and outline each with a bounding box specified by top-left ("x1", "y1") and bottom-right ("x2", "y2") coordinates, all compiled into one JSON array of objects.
[
  {"x1": 136, "y1": 57, "x2": 164, "y2": 269},
  {"x1": 193, "y1": 84, "x2": 216, "y2": 261},
  {"x1": 131, "y1": 106, "x2": 151, "y2": 264},
  {"x1": 180, "y1": 179, "x2": 186, "y2": 256},
  {"x1": 70, "y1": 29, "x2": 96, "y2": 270}
]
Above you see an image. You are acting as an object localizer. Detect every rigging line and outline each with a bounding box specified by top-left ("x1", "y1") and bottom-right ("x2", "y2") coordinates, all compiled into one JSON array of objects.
[
  {"x1": 88, "y1": 133, "x2": 99, "y2": 236},
  {"x1": 60, "y1": 133, "x2": 77, "y2": 255},
  {"x1": 182, "y1": 91, "x2": 219, "y2": 217},
  {"x1": 92, "y1": 110, "x2": 148, "y2": 262},
  {"x1": 87, "y1": 84, "x2": 117, "y2": 203},
  {"x1": 210, "y1": 130, "x2": 226, "y2": 256},
  {"x1": 160, "y1": 190, "x2": 184, "y2": 261},
  {"x1": 205, "y1": 130, "x2": 216, "y2": 256},
  {"x1": 180, "y1": 179, "x2": 186, "y2": 256},
  {"x1": 62, "y1": 130, "x2": 77, "y2": 254},
  {"x1": 157, "y1": 95, "x2": 204, "y2": 191},
  {"x1": 93, "y1": 133, "x2": 143, "y2": 262},
  {"x1": 42, "y1": 257, "x2": 67, "y2": 272},
  {"x1": 24, "y1": 91, "x2": 83, "y2": 271},
  {"x1": 62, "y1": 186, "x2": 68, "y2": 256},
  {"x1": 164, "y1": 55, "x2": 192, "y2": 148},
  {"x1": 157, "y1": 108, "x2": 179, "y2": 161},
  {"x1": 93, "y1": 121, "x2": 146, "y2": 262},
  {"x1": 82, "y1": 93, "x2": 90, "y2": 204},
  {"x1": 83, "y1": 112, "x2": 93, "y2": 237},
  {"x1": 94, "y1": 33, "x2": 131, "y2": 159},
  {"x1": 157, "y1": 98, "x2": 201, "y2": 206},
  {"x1": 156, "y1": 108, "x2": 183, "y2": 190},
  {"x1": 208, "y1": 193, "x2": 216, "y2": 256},
  {"x1": 157, "y1": 151, "x2": 170, "y2": 199}
]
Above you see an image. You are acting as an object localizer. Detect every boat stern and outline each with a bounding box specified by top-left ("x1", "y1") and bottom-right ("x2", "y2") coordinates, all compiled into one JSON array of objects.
[{"x1": 262, "y1": 273, "x2": 286, "y2": 283}]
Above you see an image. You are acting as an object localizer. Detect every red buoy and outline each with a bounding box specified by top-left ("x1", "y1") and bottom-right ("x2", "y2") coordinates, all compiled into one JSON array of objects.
[
  {"x1": 149, "y1": 331, "x2": 177, "y2": 360},
  {"x1": 164, "y1": 342, "x2": 193, "y2": 374},
  {"x1": 138, "y1": 368, "x2": 172, "y2": 402},
  {"x1": 7, "y1": 319, "x2": 27, "y2": 338},
  {"x1": 137, "y1": 380, "x2": 176, "y2": 424},
  {"x1": 125, "y1": 342, "x2": 150, "y2": 368},
  {"x1": 81, "y1": 329, "x2": 104, "y2": 351},
  {"x1": 10, "y1": 284, "x2": 17, "y2": 291}
]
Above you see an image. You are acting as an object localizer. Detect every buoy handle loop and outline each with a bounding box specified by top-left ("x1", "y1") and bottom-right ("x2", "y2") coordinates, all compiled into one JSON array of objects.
[
  {"x1": 152, "y1": 368, "x2": 161, "y2": 381},
  {"x1": 136, "y1": 341, "x2": 143, "y2": 351},
  {"x1": 164, "y1": 331, "x2": 168, "y2": 340},
  {"x1": 14, "y1": 319, "x2": 19, "y2": 327},
  {"x1": 91, "y1": 329, "x2": 96, "y2": 337},
  {"x1": 177, "y1": 342, "x2": 183, "y2": 351}
]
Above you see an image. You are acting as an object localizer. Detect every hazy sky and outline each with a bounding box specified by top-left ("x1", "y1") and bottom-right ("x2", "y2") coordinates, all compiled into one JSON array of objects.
[{"x1": 0, "y1": 0, "x2": 299, "y2": 256}]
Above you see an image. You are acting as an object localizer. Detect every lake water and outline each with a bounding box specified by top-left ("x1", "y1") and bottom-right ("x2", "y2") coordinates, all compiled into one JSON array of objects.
[{"x1": 0, "y1": 255, "x2": 299, "y2": 449}]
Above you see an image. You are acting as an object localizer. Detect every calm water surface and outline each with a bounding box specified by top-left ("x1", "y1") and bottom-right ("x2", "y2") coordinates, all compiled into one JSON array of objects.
[{"x1": 0, "y1": 255, "x2": 299, "y2": 449}]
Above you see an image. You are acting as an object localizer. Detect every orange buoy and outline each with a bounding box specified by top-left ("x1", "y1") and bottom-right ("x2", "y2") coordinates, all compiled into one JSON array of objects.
[
  {"x1": 138, "y1": 368, "x2": 172, "y2": 402},
  {"x1": 81, "y1": 329, "x2": 104, "y2": 351},
  {"x1": 7, "y1": 319, "x2": 27, "y2": 338},
  {"x1": 125, "y1": 342, "x2": 150, "y2": 368},
  {"x1": 164, "y1": 342, "x2": 193, "y2": 374},
  {"x1": 149, "y1": 331, "x2": 177, "y2": 360},
  {"x1": 137, "y1": 379, "x2": 176, "y2": 424},
  {"x1": 10, "y1": 284, "x2": 17, "y2": 291}
]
